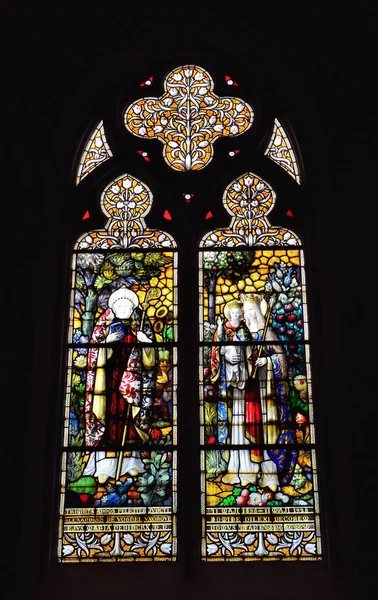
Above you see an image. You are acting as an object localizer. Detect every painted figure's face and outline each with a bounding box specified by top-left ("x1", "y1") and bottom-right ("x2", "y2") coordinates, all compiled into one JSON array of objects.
[
  {"x1": 229, "y1": 307, "x2": 242, "y2": 321},
  {"x1": 112, "y1": 298, "x2": 134, "y2": 319},
  {"x1": 244, "y1": 302, "x2": 257, "y2": 320}
]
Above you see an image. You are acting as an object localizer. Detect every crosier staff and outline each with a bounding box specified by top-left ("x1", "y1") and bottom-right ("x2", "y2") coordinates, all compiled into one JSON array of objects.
[
  {"x1": 251, "y1": 295, "x2": 276, "y2": 379},
  {"x1": 114, "y1": 286, "x2": 161, "y2": 482}
]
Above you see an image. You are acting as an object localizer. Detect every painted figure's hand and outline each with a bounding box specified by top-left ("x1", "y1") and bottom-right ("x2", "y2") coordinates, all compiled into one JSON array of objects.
[
  {"x1": 106, "y1": 330, "x2": 124, "y2": 343},
  {"x1": 226, "y1": 353, "x2": 240, "y2": 365},
  {"x1": 255, "y1": 357, "x2": 267, "y2": 368},
  {"x1": 104, "y1": 310, "x2": 115, "y2": 326},
  {"x1": 136, "y1": 331, "x2": 152, "y2": 343},
  {"x1": 217, "y1": 316, "x2": 223, "y2": 335}
]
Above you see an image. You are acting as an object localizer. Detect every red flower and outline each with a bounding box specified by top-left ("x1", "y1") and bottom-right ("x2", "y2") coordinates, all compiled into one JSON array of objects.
[
  {"x1": 150, "y1": 427, "x2": 162, "y2": 441},
  {"x1": 296, "y1": 412, "x2": 308, "y2": 424},
  {"x1": 204, "y1": 385, "x2": 215, "y2": 398},
  {"x1": 207, "y1": 435, "x2": 217, "y2": 445}
]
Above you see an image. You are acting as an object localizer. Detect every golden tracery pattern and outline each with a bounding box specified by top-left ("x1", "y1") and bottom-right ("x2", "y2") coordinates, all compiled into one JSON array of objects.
[
  {"x1": 124, "y1": 66, "x2": 254, "y2": 171},
  {"x1": 76, "y1": 121, "x2": 113, "y2": 185},
  {"x1": 264, "y1": 119, "x2": 301, "y2": 184},
  {"x1": 200, "y1": 172, "x2": 301, "y2": 247},
  {"x1": 76, "y1": 174, "x2": 176, "y2": 250}
]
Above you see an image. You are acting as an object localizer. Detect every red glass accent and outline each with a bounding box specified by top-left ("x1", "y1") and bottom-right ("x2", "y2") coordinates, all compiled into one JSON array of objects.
[
  {"x1": 137, "y1": 150, "x2": 151, "y2": 162},
  {"x1": 140, "y1": 76, "x2": 153, "y2": 87},
  {"x1": 286, "y1": 210, "x2": 294, "y2": 217},
  {"x1": 183, "y1": 193, "x2": 194, "y2": 202},
  {"x1": 82, "y1": 210, "x2": 90, "y2": 220},
  {"x1": 225, "y1": 75, "x2": 238, "y2": 86},
  {"x1": 205, "y1": 211, "x2": 213, "y2": 219},
  {"x1": 163, "y1": 210, "x2": 172, "y2": 220}
]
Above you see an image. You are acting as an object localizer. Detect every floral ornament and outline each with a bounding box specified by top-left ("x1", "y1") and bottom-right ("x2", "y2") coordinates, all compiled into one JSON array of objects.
[
  {"x1": 63, "y1": 532, "x2": 103, "y2": 558},
  {"x1": 76, "y1": 121, "x2": 113, "y2": 185},
  {"x1": 130, "y1": 530, "x2": 172, "y2": 556},
  {"x1": 74, "y1": 354, "x2": 87, "y2": 369},
  {"x1": 200, "y1": 172, "x2": 301, "y2": 248},
  {"x1": 275, "y1": 531, "x2": 317, "y2": 556},
  {"x1": 124, "y1": 65, "x2": 254, "y2": 171},
  {"x1": 62, "y1": 530, "x2": 173, "y2": 560},
  {"x1": 206, "y1": 530, "x2": 317, "y2": 559},
  {"x1": 264, "y1": 118, "x2": 301, "y2": 184},
  {"x1": 207, "y1": 532, "x2": 249, "y2": 556},
  {"x1": 75, "y1": 174, "x2": 176, "y2": 250}
]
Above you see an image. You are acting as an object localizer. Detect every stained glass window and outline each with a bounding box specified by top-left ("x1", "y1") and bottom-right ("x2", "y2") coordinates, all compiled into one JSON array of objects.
[
  {"x1": 199, "y1": 173, "x2": 321, "y2": 560},
  {"x1": 58, "y1": 174, "x2": 178, "y2": 561},
  {"x1": 59, "y1": 60, "x2": 323, "y2": 566}
]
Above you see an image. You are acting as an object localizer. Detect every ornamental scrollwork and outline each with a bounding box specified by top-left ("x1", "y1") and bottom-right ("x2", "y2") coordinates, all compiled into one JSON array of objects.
[
  {"x1": 124, "y1": 65, "x2": 254, "y2": 171},
  {"x1": 264, "y1": 119, "x2": 301, "y2": 184},
  {"x1": 200, "y1": 172, "x2": 301, "y2": 248},
  {"x1": 62, "y1": 530, "x2": 173, "y2": 560},
  {"x1": 76, "y1": 121, "x2": 113, "y2": 185},
  {"x1": 75, "y1": 174, "x2": 176, "y2": 250},
  {"x1": 206, "y1": 530, "x2": 318, "y2": 559}
]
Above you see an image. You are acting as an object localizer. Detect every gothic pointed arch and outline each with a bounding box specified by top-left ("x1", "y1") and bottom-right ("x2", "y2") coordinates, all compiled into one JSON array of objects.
[{"x1": 55, "y1": 53, "x2": 327, "y2": 570}]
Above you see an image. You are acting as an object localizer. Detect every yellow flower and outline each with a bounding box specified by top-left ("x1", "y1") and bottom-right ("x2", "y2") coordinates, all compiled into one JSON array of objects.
[{"x1": 74, "y1": 355, "x2": 87, "y2": 369}]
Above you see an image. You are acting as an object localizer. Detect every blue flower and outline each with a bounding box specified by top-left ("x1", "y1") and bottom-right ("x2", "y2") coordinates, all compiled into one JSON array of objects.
[
  {"x1": 68, "y1": 411, "x2": 79, "y2": 442},
  {"x1": 73, "y1": 330, "x2": 82, "y2": 343}
]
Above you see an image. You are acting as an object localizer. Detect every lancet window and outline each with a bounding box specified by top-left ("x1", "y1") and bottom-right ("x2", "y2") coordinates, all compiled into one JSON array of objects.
[{"x1": 57, "y1": 61, "x2": 322, "y2": 563}]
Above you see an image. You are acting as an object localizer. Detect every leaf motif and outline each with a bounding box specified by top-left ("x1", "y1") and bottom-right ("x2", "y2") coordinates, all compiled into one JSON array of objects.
[
  {"x1": 137, "y1": 476, "x2": 148, "y2": 486},
  {"x1": 123, "y1": 533, "x2": 134, "y2": 545},
  {"x1": 63, "y1": 544, "x2": 75, "y2": 556},
  {"x1": 141, "y1": 491, "x2": 153, "y2": 506},
  {"x1": 266, "y1": 533, "x2": 278, "y2": 545},
  {"x1": 75, "y1": 274, "x2": 85, "y2": 290},
  {"x1": 145, "y1": 533, "x2": 160, "y2": 555},
  {"x1": 154, "y1": 453, "x2": 162, "y2": 469},
  {"x1": 305, "y1": 542, "x2": 316, "y2": 554},
  {"x1": 289, "y1": 532, "x2": 304, "y2": 555},
  {"x1": 94, "y1": 274, "x2": 112, "y2": 290},
  {"x1": 218, "y1": 534, "x2": 234, "y2": 555},
  {"x1": 160, "y1": 542, "x2": 171, "y2": 555},
  {"x1": 156, "y1": 472, "x2": 170, "y2": 485},
  {"x1": 207, "y1": 543, "x2": 218, "y2": 555},
  {"x1": 100, "y1": 534, "x2": 112, "y2": 545},
  {"x1": 244, "y1": 533, "x2": 256, "y2": 545}
]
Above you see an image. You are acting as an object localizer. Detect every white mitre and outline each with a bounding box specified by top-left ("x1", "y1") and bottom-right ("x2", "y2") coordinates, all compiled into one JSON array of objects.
[{"x1": 108, "y1": 286, "x2": 138, "y2": 310}]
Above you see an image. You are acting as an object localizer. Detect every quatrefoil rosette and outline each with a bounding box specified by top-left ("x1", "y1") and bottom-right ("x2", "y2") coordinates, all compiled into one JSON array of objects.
[{"x1": 124, "y1": 65, "x2": 254, "y2": 171}]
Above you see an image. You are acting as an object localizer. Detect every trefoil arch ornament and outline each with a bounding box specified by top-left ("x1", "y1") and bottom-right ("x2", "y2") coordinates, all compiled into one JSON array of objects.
[{"x1": 76, "y1": 174, "x2": 176, "y2": 250}]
